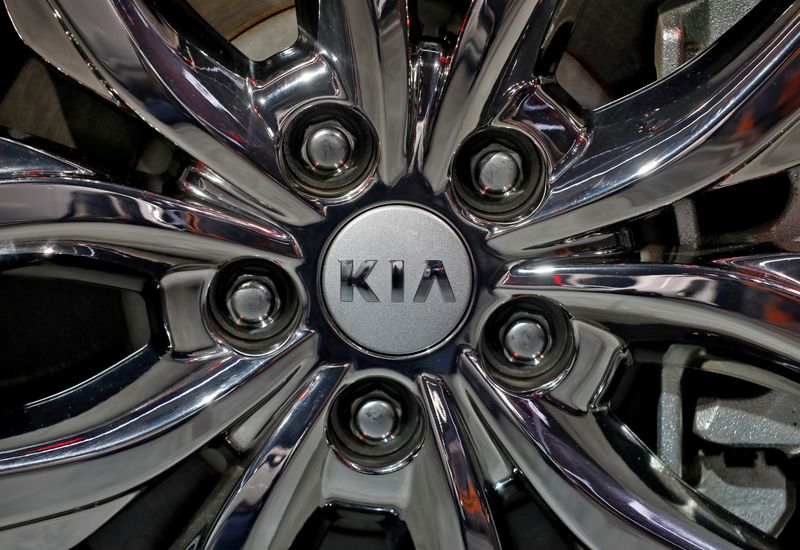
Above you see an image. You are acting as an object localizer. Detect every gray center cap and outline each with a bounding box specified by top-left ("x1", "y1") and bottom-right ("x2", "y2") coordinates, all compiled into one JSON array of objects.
[{"x1": 322, "y1": 204, "x2": 473, "y2": 356}]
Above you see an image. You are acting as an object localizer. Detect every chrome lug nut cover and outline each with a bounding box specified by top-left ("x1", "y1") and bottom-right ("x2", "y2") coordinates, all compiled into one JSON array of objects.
[
  {"x1": 208, "y1": 259, "x2": 301, "y2": 350},
  {"x1": 475, "y1": 149, "x2": 520, "y2": 195},
  {"x1": 502, "y1": 318, "x2": 548, "y2": 363},
  {"x1": 226, "y1": 277, "x2": 276, "y2": 327},
  {"x1": 328, "y1": 379, "x2": 424, "y2": 473},
  {"x1": 281, "y1": 103, "x2": 377, "y2": 196},
  {"x1": 481, "y1": 298, "x2": 575, "y2": 390},
  {"x1": 354, "y1": 398, "x2": 398, "y2": 441},
  {"x1": 303, "y1": 124, "x2": 352, "y2": 173},
  {"x1": 452, "y1": 128, "x2": 545, "y2": 221}
]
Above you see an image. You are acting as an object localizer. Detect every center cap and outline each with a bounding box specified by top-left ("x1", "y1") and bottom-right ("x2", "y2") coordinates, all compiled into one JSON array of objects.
[{"x1": 321, "y1": 204, "x2": 473, "y2": 356}]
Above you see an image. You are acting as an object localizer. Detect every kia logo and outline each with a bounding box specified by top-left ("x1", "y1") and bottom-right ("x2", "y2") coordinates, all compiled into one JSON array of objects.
[{"x1": 339, "y1": 260, "x2": 456, "y2": 303}]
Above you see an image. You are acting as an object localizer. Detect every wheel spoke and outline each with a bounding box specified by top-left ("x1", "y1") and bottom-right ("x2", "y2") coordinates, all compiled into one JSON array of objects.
[
  {"x1": 488, "y1": 1, "x2": 800, "y2": 254},
  {"x1": 0, "y1": 176, "x2": 303, "y2": 377},
  {"x1": 424, "y1": 0, "x2": 588, "y2": 192},
  {"x1": 4, "y1": 0, "x2": 117, "y2": 102},
  {"x1": 458, "y1": 347, "x2": 776, "y2": 549},
  {"x1": 203, "y1": 364, "x2": 347, "y2": 550},
  {"x1": 418, "y1": 373, "x2": 501, "y2": 549},
  {"x1": 10, "y1": 0, "x2": 323, "y2": 226},
  {"x1": 0, "y1": 492, "x2": 137, "y2": 549},
  {"x1": 296, "y1": 0, "x2": 411, "y2": 183},
  {"x1": 0, "y1": 179, "x2": 299, "y2": 267},
  {"x1": 320, "y1": 395, "x2": 496, "y2": 550},
  {"x1": 0, "y1": 165, "x2": 314, "y2": 528},
  {"x1": 498, "y1": 255, "x2": 800, "y2": 368},
  {"x1": 8, "y1": 0, "x2": 414, "y2": 216},
  {"x1": 410, "y1": 44, "x2": 447, "y2": 171},
  {"x1": 202, "y1": 369, "x2": 504, "y2": 550},
  {"x1": 0, "y1": 132, "x2": 90, "y2": 179},
  {"x1": 0, "y1": 331, "x2": 319, "y2": 529}
]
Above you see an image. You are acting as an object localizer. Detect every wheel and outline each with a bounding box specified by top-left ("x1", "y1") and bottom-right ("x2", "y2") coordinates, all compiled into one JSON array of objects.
[{"x1": 0, "y1": 0, "x2": 799, "y2": 548}]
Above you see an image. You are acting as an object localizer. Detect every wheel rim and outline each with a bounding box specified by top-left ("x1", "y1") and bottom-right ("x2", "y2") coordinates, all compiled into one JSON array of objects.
[{"x1": 2, "y1": 0, "x2": 800, "y2": 548}]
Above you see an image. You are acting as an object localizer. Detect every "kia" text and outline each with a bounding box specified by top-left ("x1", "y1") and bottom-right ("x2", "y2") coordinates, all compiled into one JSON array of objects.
[{"x1": 339, "y1": 260, "x2": 456, "y2": 303}]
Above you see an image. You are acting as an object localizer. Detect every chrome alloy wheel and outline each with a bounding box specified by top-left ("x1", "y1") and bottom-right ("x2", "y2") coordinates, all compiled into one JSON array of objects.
[{"x1": 1, "y1": 0, "x2": 800, "y2": 548}]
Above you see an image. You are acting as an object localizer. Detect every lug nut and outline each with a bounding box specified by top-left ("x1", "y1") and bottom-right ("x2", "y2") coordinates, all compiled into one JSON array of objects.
[
  {"x1": 354, "y1": 398, "x2": 398, "y2": 442},
  {"x1": 453, "y1": 128, "x2": 545, "y2": 220},
  {"x1": 304, "y1": 125, "x2": 352, "y2": 172},
  {"x1": 475, "y1": 149, "x2": 520, "y2": 195},
  {"x1": 283, "y1": 104, "x2": 377, "y2": 195},
  {"x1": 210, "y1": 259, "x2": 299, "y2": 350},
  {"x1": 503, "y1": 318, "x2": 548, "y2": 363},
  {"x1": 329, "y1": 378, "x2": 423, "y2": 471},
  {"x1": 226, "y1": 277, "x2": 276, "y2": 327}
]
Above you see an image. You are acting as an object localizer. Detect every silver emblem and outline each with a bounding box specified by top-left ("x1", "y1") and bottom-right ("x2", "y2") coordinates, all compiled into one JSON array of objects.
[
  {"x1": 339, "y1": 260, "x2": 456, "y2": 303},
  {"x1": 322, "y1": 205, "x2": 472, "y2": 356}
]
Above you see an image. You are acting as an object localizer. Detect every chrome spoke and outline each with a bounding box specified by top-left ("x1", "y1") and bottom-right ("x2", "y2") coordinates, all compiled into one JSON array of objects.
[
  {"x1": 488, "y1": 0, "x2": 800, "y2": 254},
  {"x1": 204, "y1": 369, "x2": 503, "y2": 550},
  {"x1": 7, "y1": 0, "x2": 322, "y2": 226},
  {"x1": 458, "y1": 347, "x2": 775, "y2": 549},
  {"x1": 203, "y1": 364, "x2": 347, "y2": 550},
  {"x1": 0, "y1": 331, "x2": 319, "y2": 529},
  {"x1": 4, "y1": 0, "x2": 116, "y2": 102},
  {"x1": 0, "y1": 179, "x2": 300, "y2": 268},
  {"x1": 424, "y1": 0, "x2": 587, "y2": 192},
  {"x1": 418, "y1": 373, "x2": 501, "y2": 550},
  {"x1": 322, "y1": 398, "x2": 496, "y2": 550},
  {"x1": 0, "y1": 165, "x2": 316, "y2": 528},
  {"x1": 296, "y1": 0, "x2": 411, "y2": 184},
  {"x1": 0, "y1": 132, "x2": 90, "y2": 180},
  {"x1": 410, "y1": 44, "x2": 447, "y2": 172},
  {"x1": 401, "y1": 444, "x2": 488, "y2": 550},
  {"x1": 0, "y1": 492, "x2": 137, "y2": 550},
  {"x1": 498, "y1": 255, "x2": 800, "y2": 367}
]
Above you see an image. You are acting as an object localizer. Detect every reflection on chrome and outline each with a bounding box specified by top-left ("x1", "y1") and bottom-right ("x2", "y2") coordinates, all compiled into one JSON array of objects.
[{"x1": 1, "y1": 0, "x2": 799, "y2": 548}]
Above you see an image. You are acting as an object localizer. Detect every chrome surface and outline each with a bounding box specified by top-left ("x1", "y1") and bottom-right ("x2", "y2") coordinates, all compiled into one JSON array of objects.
[
  {"x1": 487, "y1": 0, "x2": 800, "y2": 255},
  {"x1": 0, "y1": 138, "x2": 318, "y2": 530},
  {"x1": 476, "y1": 150, "x2": 520, "y2": 195},
  {"x1": 2, "y1": 0, "x2": 800, "y2": 548},
  {"x1": 0, "y1": 492, "x2": 137, "y2": 550},
  {"x1": 227, "y1": 277, "x2": 278, "y2": 328},
  {"x1": 418, "y1": 373, "x2": 501, "y2": 549},
  {"x1": 3, "y1": 0, "x2": 116, "y2": 102},
  {"x1": 203, "y1": 365, "x2": 347, "y2": 550},
  {"x1": 354, "y1": 398, "x2": 398, "y2": 442},
  {"x1": 502, "y1": 318, "x2": 548, "y2": 363},
  {"x1": 303, "y1": 125, "x2": 353, "y2": 173}
]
